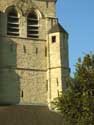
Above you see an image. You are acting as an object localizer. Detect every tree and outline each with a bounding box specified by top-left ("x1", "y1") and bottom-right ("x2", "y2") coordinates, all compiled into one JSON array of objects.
[{"x1": 53, "y1": 53, "x2": 94, "y2": 125}]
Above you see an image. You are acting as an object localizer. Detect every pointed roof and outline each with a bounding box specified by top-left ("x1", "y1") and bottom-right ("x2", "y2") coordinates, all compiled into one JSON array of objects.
[{"x1": 48, "y1": 23, "x2": 68, "y2": 34}]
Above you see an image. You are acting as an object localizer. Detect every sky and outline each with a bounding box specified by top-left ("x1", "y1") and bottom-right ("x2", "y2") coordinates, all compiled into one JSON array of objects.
[{"x1": 56, "y1": 0, "x2": 94, "y2": 77}]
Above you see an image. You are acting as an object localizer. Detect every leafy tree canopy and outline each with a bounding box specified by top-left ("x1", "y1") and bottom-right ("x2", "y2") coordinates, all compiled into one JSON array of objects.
[{"x1": 53, "y1": 53, "x2": 94, "y2": 125}]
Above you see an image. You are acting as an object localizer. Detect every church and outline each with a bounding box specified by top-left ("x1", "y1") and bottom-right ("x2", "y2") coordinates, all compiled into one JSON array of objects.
[
  {"x1": 0, "y1": 0, "x2": 69, "y2": 124},
  {"x1": 0, "y1": 0, "x2": 69, "y2": 106}
]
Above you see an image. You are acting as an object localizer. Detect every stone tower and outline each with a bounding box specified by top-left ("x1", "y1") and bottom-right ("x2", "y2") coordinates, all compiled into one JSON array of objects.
[{"x1": 0, "y1": 0, "x2": 70, "y2": 106}]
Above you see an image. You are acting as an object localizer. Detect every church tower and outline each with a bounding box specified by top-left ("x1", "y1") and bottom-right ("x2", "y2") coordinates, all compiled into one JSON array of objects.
[
  {"x1": 47, "y1": 23, "x2": 69, "y2": 105},
  {"x1": 0, "y1": 0, "x2": 69, "y2": 107}
]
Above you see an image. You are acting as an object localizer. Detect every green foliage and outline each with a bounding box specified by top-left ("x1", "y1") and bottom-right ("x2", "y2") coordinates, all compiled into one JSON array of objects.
[{"x1": 53, "y1": 53, "x2": 94, "y2": 125}]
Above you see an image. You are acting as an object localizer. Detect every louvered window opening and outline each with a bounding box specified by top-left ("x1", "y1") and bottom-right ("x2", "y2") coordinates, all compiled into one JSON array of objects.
[
  {"x1": 27, "y1": 12, "x2": 39, "y2": 38},
  {"x1": 7, "y1": 9, "x2": 19, "y2": 36}
]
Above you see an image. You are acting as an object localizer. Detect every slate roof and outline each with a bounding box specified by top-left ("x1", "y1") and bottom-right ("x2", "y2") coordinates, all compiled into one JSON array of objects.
[{"x1": 48, "y1": 23, "x2": 68, "y2": 34}]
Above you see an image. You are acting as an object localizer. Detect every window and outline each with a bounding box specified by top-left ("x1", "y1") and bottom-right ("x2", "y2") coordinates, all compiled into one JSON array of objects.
[
  {"x1": 27, "y1": 11, "x2": 39, "y2": 38},
  {"x1": 36, "y1": 48, "x2": 38, "y2": 54},
  {"x1": 56, "y1": 78, "x2": 59, "y2": 86},
  {"x1": 45, "y1": 47, "x2": 47, "y2": 57},
  {"x1": 23, "y1": 45, "x2": 26, "y2": 53},
  {"x1": 21, "y1": 90, "x2": 23, "y2": 98},
  {"x1": 7, "y1": 8, "x2": 19, "y2": 36},
  {"x1": 46, "y1": 0, "x2": 49, "y2": 8},
  {"x1": 57, "y1": 90, "x2": 59, "y2": 96},
  {"x1": 52, "y1": 36, "x2": 56, "y2": 43},
  {"x1": 46, "y1": 80, "x2": 48, "y2": 91}
]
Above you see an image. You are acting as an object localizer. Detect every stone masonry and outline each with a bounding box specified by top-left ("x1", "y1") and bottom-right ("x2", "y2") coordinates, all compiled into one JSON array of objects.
[{"x1": 0, "y1": 0, "x2": 70, "y2": 106}]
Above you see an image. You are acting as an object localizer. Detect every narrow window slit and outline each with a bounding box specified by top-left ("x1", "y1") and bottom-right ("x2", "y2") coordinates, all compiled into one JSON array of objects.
[
  {"x1": 45, "y1": 47, "x2": 47, "y2": 57},
  {"x1": 57, "y1": 90, "x2": 59, "y2": 96},
  {"x1": 56, "y1": 78, "x2": 59, "y2": 86},
  {"x1": 23, "y1": 45, "x2": 26, "y2": 53},
  {"x1": 21, "y1": 90, "x2": 24, "y2": 98},
  {"x1": 46, "y1": 80, "x2": 48, "y2": 91},
  {"x1": 36, "y1": 48, "x2": 38, "y2": 54}
]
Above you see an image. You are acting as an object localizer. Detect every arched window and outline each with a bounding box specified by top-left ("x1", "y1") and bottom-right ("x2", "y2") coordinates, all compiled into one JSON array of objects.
[
  {"x1": 27, "y1": 11, "x2": 39, "y2": 38},
  {"x1": 7, "y1": 8, "x2": 19, "y2": 36}
]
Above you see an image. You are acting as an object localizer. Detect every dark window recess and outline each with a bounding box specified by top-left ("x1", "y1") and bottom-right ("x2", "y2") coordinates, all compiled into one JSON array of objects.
[
  {"x1": 57, "y1": 90, "x2": 59, "y2": 96},
  {"x1": 21, "y1": 90, "x2": 23, "y2": 98},
  {"x1": 46, "y1": 0, "x2": 49, "y2": 8},
  {"x1": 27, "y1": 11, "x2": 39, "y2": 38},
  {"x1": 7, "y1": 8, "x2": 19, "y2": 36},
  {"x1": 45, "y1": 47, "x2": 47, "y2": 57},
  {"x1": 52, "y1": 36, "x2": 56, "y2": 43},
  {"x1": 46, "y1": 80, "x2": 48, "y2": 91},
  {"x1": 56, "y1": 78, "x2": 59, "y2": 86},
  {"x1": 36, "y1": 48, "x2": 38, "y2": 54},
  {"x1": 23, "y1": 45, "x2": 26, "y2": 53}
]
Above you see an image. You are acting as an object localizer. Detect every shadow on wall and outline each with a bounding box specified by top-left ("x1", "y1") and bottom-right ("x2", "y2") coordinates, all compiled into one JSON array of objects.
[{"x1": 0, "y1": 37, "x2": 20, "y2": 105}]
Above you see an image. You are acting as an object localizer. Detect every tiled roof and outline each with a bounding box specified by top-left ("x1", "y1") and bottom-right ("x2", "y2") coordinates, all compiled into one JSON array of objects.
[{"x1": 48, "y1": 23, "x2": 68, "y2": 34}]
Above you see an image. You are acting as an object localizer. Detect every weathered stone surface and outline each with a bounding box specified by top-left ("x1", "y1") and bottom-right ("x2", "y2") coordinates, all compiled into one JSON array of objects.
[{"x1": 0, "y1": 0, "x2": 69, "y2": 105}]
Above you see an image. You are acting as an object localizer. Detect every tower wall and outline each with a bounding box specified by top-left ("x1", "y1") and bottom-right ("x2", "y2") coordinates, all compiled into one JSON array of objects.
[
  {"x1": 47, "y1": 32, "x2": 63, "y2": 103},
  {"x1": 60, "y1": 32, "x2": 70, "y2": 89},
  {"x1": 0, "y1": 0, "x2": 56, "y2": 17},
  {"x1": 47, "y1": 31, "x2": 70, "y2": 104},
  {"x1": 0, "y1": 36, "x2": 47, "y2": 104},
  {"x1": 0, "y1": 0, "x2": 70, "y2": 106}
]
